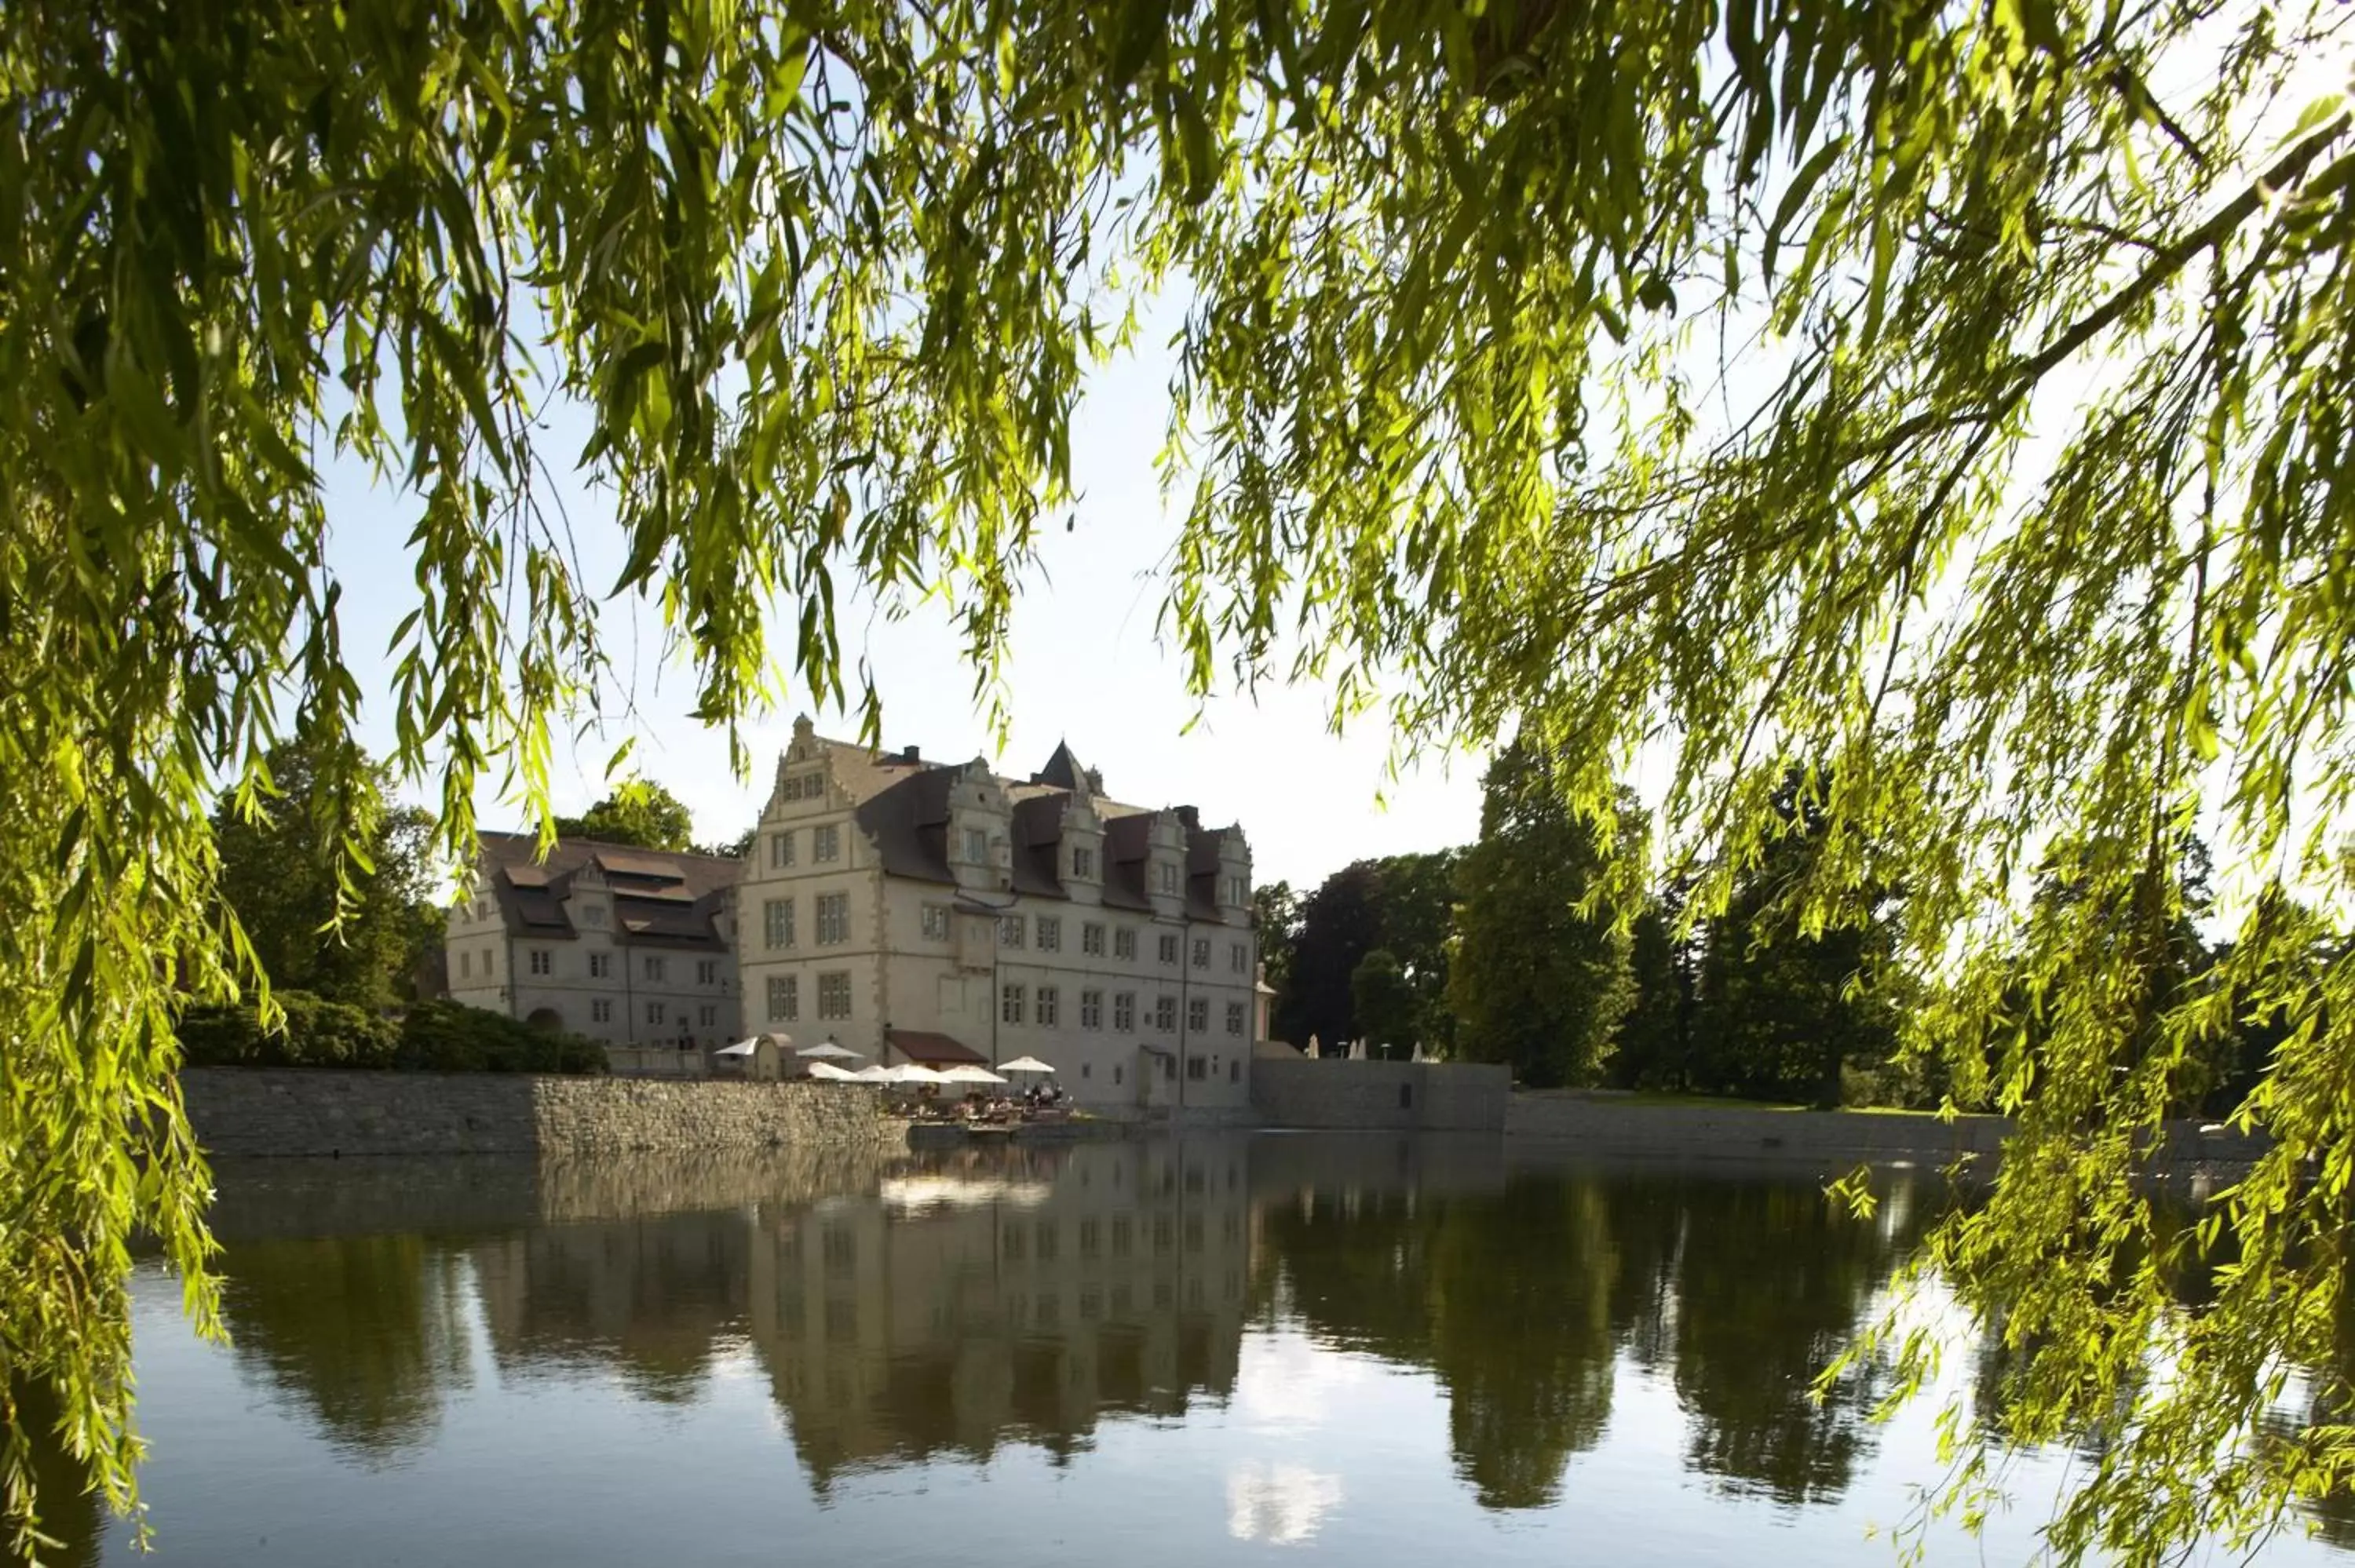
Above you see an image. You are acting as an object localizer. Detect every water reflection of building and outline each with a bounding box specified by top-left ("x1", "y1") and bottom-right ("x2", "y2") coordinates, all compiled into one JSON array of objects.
[{"x1": 748, "y1": 1142, "x2": 1251, "y2": 1480}]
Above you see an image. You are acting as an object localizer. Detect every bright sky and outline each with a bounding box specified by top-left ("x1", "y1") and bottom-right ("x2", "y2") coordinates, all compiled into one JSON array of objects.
[{"x1": 316, "y1": 289, "x2": 1484, "y2": 894}]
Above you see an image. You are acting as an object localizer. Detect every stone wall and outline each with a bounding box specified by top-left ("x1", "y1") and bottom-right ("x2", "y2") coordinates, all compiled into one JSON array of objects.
[
  {"x1": 1504, "y1": 1092, "x2": 2272, "y2": 1172},
  {"x1": 1250, "y1": 1058, "x2": 1510, "y2": 1132},
  {"x1": 182, "y1": 1068, "x2": 898, "y2": 1160}
]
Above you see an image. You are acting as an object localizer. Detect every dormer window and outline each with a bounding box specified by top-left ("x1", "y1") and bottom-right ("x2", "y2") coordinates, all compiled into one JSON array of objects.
[
  {"x1": 965, "y1": 826, "x2": 988, "y2": 863},
  {"x1": 1157, "y1": 861, "x2": 1178, "y2": 895},
  {"x1": 1072, "y1": 844, "x2": 1095, "y2": 880}
]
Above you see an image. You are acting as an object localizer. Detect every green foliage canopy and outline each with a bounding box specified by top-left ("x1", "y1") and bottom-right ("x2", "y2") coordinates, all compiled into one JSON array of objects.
[
  {"x1": 1448, "y1": 740, "x2": 1634, "y2": 1087},
  {"x1": 7, "y1": 0, "x2": 2355, "y2": 1559},
  {"x1": 553, "y1": 779, "x2": 697, "y2": 852}
]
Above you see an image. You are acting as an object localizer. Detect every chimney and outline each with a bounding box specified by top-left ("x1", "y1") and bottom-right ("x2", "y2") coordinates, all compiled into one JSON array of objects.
[{"x1": 901, "y1": 744, "x2": 921, "y2": 764}]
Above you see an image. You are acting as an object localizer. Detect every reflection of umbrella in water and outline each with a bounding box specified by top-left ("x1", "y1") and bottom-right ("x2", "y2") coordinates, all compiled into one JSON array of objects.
[
  {"x1": 939, "y1": 1063, "x2": 1008, "y2": 1085},
  {"x1": 796, "y1": 1039, "x2": 864, "y2": 1061},
  {"x1": 998, "y1": 1056, "x2": 1056, "y2": 1075},
  {"x1": 805, "y1": 1060, "x2": 863, "y2": 1081}
]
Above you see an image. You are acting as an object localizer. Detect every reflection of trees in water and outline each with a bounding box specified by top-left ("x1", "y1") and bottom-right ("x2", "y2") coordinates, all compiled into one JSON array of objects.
[
  {"x1": 4, "y1": 1380, "x2": 103, "y2": 1568},
  {"x1": 473, "y1": 1210, "x2": 753, "y2": 1406},
  {"x1": 1660, "y1": 1180, "x2": 1904, "y2": 1505},
  {"x1": 1257, "y1": 1163, "x2": 1926, "y2": 1513},
  {"x1": 217, "y1": 1232, "x2": 471, "y2": 1461}
]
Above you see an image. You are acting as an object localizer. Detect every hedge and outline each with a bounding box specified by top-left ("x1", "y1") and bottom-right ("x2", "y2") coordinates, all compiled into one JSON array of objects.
[{"x1": 177, "y1": 993, "x2": 607, "y2": 1075}]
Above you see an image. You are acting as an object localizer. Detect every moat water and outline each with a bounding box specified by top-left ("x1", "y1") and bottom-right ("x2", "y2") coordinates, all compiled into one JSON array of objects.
[{"x1": 25, "y1": 1134, "x2": 2355, "y2": 1565}]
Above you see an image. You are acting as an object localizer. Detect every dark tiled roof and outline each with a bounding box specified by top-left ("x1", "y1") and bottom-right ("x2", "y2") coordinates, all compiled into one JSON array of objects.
[
  {"x1": 476, "y1": 832, "x2": 741, "y2": 950},
  {"x1": 1009, "y1": 793, "x2": 1068, "y2": 899},
  {"x1": 1098, "y1": 814, "x2": 1154, "y2": 911},
  {"x1": 1033, "y1": 740, "x2": 1086, "y2": 791},
  {"x1": 886, "y1": 1028, "x2": 986, "y2": 1066},
  {"x1": 851, "y1": 765, "x2": 958, "y2": 884}
]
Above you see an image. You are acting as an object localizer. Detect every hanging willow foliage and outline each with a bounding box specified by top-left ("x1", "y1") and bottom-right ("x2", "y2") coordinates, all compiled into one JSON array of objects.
[{"x1": 4, "y1": 0, "x2": 2354, "y2": 1560}]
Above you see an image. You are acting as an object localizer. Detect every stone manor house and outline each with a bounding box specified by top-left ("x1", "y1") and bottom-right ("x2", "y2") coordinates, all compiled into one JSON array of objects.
[{"x1": 447, "y1": 720, "x2": 1258, "y2": 1111}]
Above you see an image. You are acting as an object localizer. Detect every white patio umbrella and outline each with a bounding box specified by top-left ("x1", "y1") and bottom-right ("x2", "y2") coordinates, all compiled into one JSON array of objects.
[
  {"x1": 939, "y1": 1063, "x2": 1008, "y2": 1085},
  {"x1": 714, "y1": 1037, "x2": 760, "y2": 1058},
  {"x1": 849, "y1": 1064, "x2": 894, "y2": 1082},
  {"x1": 888, "y1": 1063, "x2": 950, "y2": 1085},
  {"x1": 805, "y1": 1060, "x2": 862, "y2": 1081},
  {"x1": 796, "y1": 1040, "x2": 863, "y2": 1061},
  {"x1": 997, "y1": 1056, "x2": 1056, "y2": 1074}
]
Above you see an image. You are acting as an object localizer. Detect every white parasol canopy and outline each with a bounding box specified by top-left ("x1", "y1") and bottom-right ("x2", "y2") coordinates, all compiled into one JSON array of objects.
[
  {"x1": 714, "y1": 1037, "x2": 761, "y2": 1058},
  {"x1": 939, "y1": 1063, "x2": 1008, "y2": 1085},
  {"x1": 997, "y1": 1056, "x2": 1056, "y2": 1074},
  {"x1": 849, "y1": 1064, "x2": 894, "y2": 1082},
  {"x1": 796, "y1": 1040, "x2": 863, "y2": 1061},
  {"x1": 805, "y1": 1060, "x2": 863, "y2": 1081},
  {"x1": 887, "y1": 1063, "x2": 950, "y2": 1085}
]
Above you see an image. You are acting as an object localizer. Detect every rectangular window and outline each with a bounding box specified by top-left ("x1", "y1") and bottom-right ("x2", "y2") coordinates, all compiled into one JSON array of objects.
[
  {"x1": 816, "y1": 892, "x2": 849, "y2": 946},
  {"x1": 817, "y1": 972, "x2": 852, "y2": 1019},
  {"x1": 1158, "y1": 932, "x2": 1179, "y2": 965},
  {"x1": 1037, "y1": 916, "x2": 1061, "y2": 953},
  {"x1": 922, "y1": 903, "x2": 952, "y2": 941},
  {"x1": 644, "y1": 956, "x2": 666, "y2": 982},
  {"x1": 590, "y1": 998, "x2": 612, "y2": 1023},
  {"x1": 767, "y1": 974, "x2": 798, "y2": 1022},
  {"x1": 1188, "y1": 997, "x2": 1210, "y2": 1034},
  {"x1": 769, "y1": 830, "x2": 794, "y2": 868},
  {"x1": 588, "y1": 952, "x2": 610, "y2": 979},
  {"x1": 1187, "y1": 1055, "x2": 1207, "y2": 1081},
  {"x1": 1231, "y1": 941, "x2": 1247, "y2": 973},
  {"x1": 1158, "y1": 861, "x2": 1178, "y2": 895},
  {"x1": 1225, "y1": 1001, "x2": 1246, "y2": 1037},
  {"x1": 965, "y1": 826, "x2": 988, "y2": 864},
  {"x1": 484, "y1": 946, "x2": 497, "y2": 975},
  {"x1": 1082, "y1": 921, "x2": 1105, "y2": 956},
  {"x1": 1229, "y1": 1058, "x2": 1241, "y2": 1082},
  {"x1": 459, "y1": 950, "x2": 472, "y2": 979},
  {"x1": 1192, "y1": 937, "x2": 1210, "y2": 969},
  {"x1": 765, "y1": 897, "x2": 794, "y2": 950},
  {"x1": 1037, "y1": 986, "x2": 1060, "y2": 1027},
  {"x1": 1072, "y1": 845, "x2": 1095, "y2": 880},
  {"x1": 999, "y1": 913, "x2": 1024, "y2": 949},
  {"x1": 1114, "y1": 992, "x2": 1135, "y2": 1032},
  {"x1": 1155, "y1": 995, "x2": 1177, "y2": 1033},
  {"x1": 1080, "y1": 989, "x2": 1103, "y2": 1030},
  {"x1": 1001, "y1": 983, "x2": 1025, "y2": 1024},
  {"x1": 1114, "y1": 927, "x2": 1136, "y2": 961},
  {"x1": 647, "y1": 1001, "x2": 666, "y2": 1026},
  {"x1": 528, "y1": 948, "x2": 552, "y2": 976},
  {"x1": 810, "y1": 823, "x2": 839, "y2": 862},
  {"x1": 696, "y1": 958, "x2": 719, "y2": 985},
  {"x1": 699, "y1": 1004, "x2": 717, "y2": 1027}
]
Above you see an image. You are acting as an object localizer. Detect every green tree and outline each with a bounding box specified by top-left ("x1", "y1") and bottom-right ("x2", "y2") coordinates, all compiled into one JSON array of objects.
[
  {"x1": 1349, "y1": 948, "x2": 1415, "y2": 1058},
  {"x1": 1612, "y1": 886, "x2": 1698, "y2": 1092},
  {"x1": 1276, "y1": 862, "x2": 1384, "y2": 1052},
  {"x1": 1370, "y1": 850, "x2": 1464, "y2": 1058},
  {"x1": 553, "y1": 779, "x2": 696, "y2": 851},
  {"x1": 1693, "y1": 772, "x2": 1900, "y2": 1107},
  {"x1": 1448, "y1": 742, "x2": 1634, "y2": 1088},
  {"x1": 211, "y1": 738, "x2": 440, "y2": 1011},
  {"x1": 10, "y1": 0, "x2": 2355, "y2": 1557},
  {"x1": 1251, "y1": 881, "x2": 1301, "y2": 1023}
]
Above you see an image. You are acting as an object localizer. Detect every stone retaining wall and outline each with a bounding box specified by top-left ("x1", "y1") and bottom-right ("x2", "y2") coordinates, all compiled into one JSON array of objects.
[
  {"x1": 1250, "y1": 1059, "x2": 1511, "y2": 1131},
  {"x1": 182, "y1": 1068, "x2": 898, "y2": 1160}
]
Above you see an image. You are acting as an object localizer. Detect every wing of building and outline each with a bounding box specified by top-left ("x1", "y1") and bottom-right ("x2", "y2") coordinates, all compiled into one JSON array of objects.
[
  {"x1": 445, "y1": 834, "x2": 744, "y2": 1049},
  {"x1": 734, "y1": 717, "x2": 1258, "y2": 1112}
]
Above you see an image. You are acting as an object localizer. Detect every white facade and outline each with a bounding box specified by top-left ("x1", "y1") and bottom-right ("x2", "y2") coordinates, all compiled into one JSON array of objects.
[
  {"x1": 445, "y1": 837, "x2": 743, "y2": 1051},
  {"x1": 734, "y1": 720, "x2": 1256, "y2": 1112}
]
